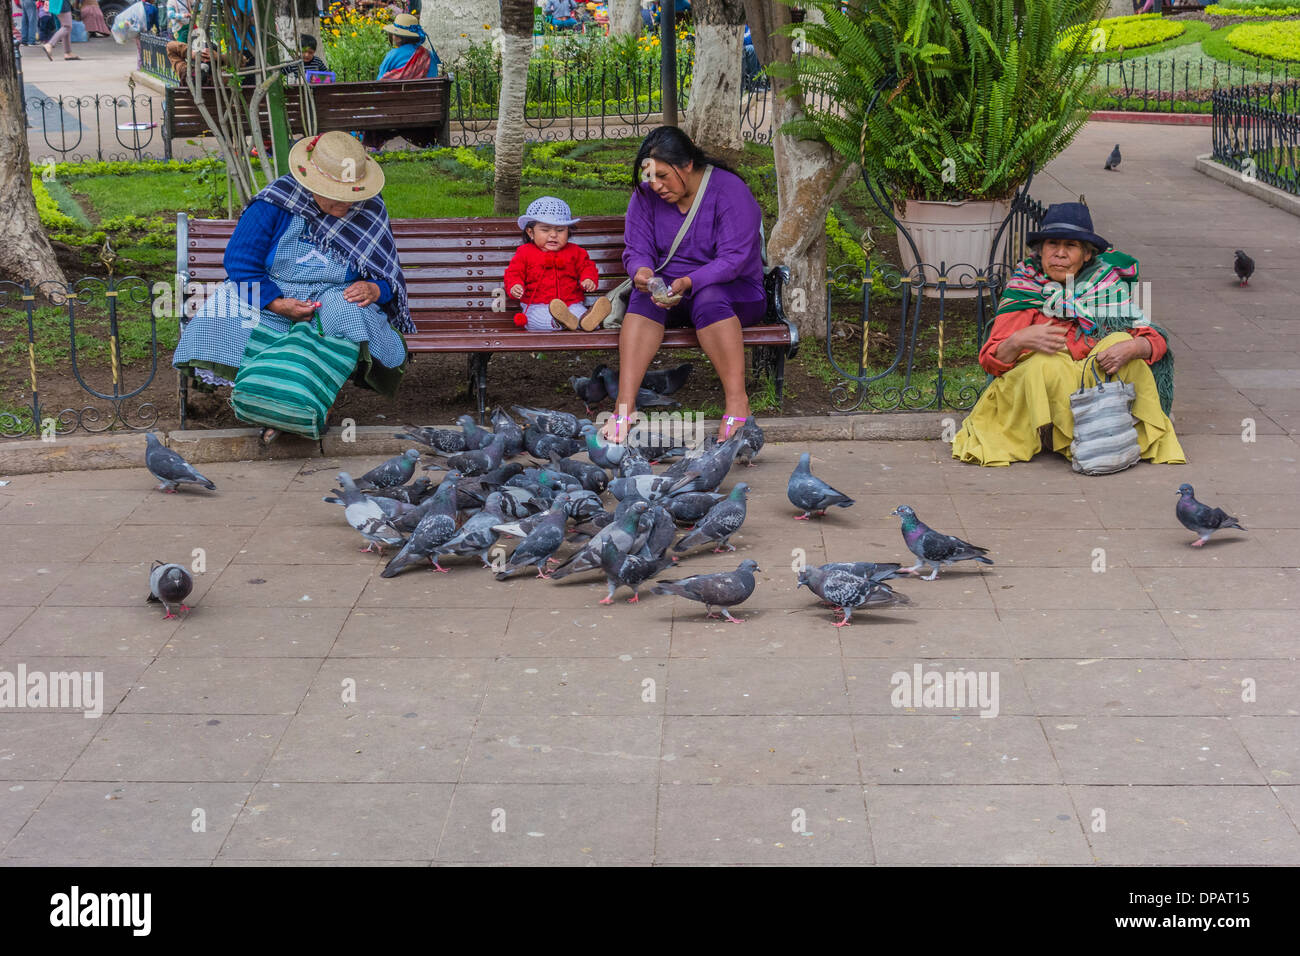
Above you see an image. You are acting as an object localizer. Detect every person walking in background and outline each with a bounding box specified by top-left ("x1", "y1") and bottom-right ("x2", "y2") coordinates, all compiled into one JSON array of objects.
[
  {"x1": 20, "y1": 0, "x2": 39, "y2": 45},
  {"x1": 79, "y1": 0, "x2": 112, "y2": 36},
  {"x1": 42, "y1": 0, "x2": 77, "y2": 59}
]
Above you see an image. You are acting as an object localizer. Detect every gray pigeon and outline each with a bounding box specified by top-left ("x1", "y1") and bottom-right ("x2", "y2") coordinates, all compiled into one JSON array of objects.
[
  {"x1": 490, "y1": 407, "x2": 525, "y2": 458},
  {"x1": 549, "y1": 500, "x2": 651, "y2": 580},
  {"x1": 787, "y1": 452, "x2": 854, "y2": 519},
  {"x1": 641, "y1": 362, "x2": 694, "y2": 396},
  {"x1": 381, "y1": 508, "x2": 459, "y2": 577},
  {"x1": 638, "y1": 503, "x2": 679, "y2": 562},
  {"x1": 596, "y1": 366, "x2": 677, "y2": 410},
  {"x1": 496, "y1": 506, "x2": 570, "y2": 579},
  {"x1": 665, "y1": 435, "x2": 742, "y2": 494},
  {"x1": 891, "y1": 505, "x2": 993, "y2": 580},
  {"x1": 651, "y1": 560, "x2": 761, "y2": 624},
  {"x1": 1234, "y1": 250, "x2": 1254, "y2": 287},
  {"x1": 600, "y1": 538, "x2": 674, "y2": 604},
  {"x1": 570, "y1": 372, "x2": 608, "y2": 413},
  {"x1": 144, "y1": 432, "x2": 215, "y2": 493},
  {"x1": 513, "y1": 405, "x2": 582, "y2": 439},
  {"x1": 356, "y1": 449, "x2": 421, "y2": 490},
  {"x1": 546, "y1": 452, "x2": 608, "y2": 494},
  {"x1": 1104, "y1": 144, "x2": 1121, "y2": 170},
  {"x1": 735, "y1": 419, "x2": 765, "y2": 467},
  {"x1": 608, "y1": 474, "x2": 686, "y2": 502},
  {"x1": 438, "y1": 492, "x2": 508, "y2": 568},
  {"x1": 663, "y1": 491, "x2": 727, "y2": 524},
  {"x1": 673, "y1": 483, "x2": 748, "y2": 554},
  {"x1": 582, "y1": 426, "x2": 625, "y2": 470},
  {"x1": 618, "y1": 450, "x2": 653, "y2": 477},
  {"x1": 446, "y1": 432, "x2": 506, "y2": 477},
  {"x1": 146, "y1": 560, "x2": 194, "y2": 619},
  {"x1": 337, "y1": 471, "x2": 406, "y2": 554},
  {"x1": 1176, "y1": 483, "x2": 1246, "y2": 547},
  {"x1": 394, "y1": 425, "x2": 466, "y2": 455},
  {"x1": 360, "y1": 477, "x2": 432, "y2": 505},
  {"x1": 797, "y1": 563, "x2": 911, "y2": 627},
  {"x1": 391, "y1": 471, "x2": 462, "y2": 534},
  {"x1": 524, "y1": 424, "x2": 584, "y2": 460},
  {"x1": 322, "y1": 489, "x2": 420, "y2": 521}
]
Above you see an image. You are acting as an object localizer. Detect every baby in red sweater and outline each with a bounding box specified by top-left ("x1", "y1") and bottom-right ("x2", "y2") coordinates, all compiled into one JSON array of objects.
[{"x1": 505, "y1": 197, "x2": 611, "y2": 332}]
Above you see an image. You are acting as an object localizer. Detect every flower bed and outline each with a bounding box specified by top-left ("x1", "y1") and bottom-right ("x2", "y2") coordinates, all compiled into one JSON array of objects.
[
  {"x1": 1225, "y1": 19, "x2": 1300, "y2": 59},
  {"x1": 1059, "y1": 13, "x2": 1186, "y2": 54}
]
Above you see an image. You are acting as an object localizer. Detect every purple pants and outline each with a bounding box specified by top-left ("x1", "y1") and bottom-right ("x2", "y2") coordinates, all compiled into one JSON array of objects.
[{"x1": 627, "y1": 277, "x2": 766, "y2": 331}]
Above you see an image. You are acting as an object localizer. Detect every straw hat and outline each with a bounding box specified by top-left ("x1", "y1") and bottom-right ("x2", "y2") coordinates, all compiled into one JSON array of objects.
[
  {"x1": 288, "y1": 131, "x2": 386, "y2": 202},
  {"x1": 384, "y1": 13, "x2": 422, "y2": 39}
]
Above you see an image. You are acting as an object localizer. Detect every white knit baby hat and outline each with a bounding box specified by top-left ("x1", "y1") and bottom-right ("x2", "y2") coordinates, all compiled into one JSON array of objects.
[{"x1": 518, "y1": 196, "x2": 580, "y2": 231}]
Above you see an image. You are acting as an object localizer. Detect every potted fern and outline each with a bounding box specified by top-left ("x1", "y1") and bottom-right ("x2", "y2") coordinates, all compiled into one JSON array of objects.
[{"x1": 785, "y1": 0, "x2": 1108, "y2": 295}]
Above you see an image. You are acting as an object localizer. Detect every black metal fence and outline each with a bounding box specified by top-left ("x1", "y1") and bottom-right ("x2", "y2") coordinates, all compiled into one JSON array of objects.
[
  {"x1": 0, "y1": 278, "x2": 163, "y2": 439},
  {"x1": 1088, "y1": 54, "x2": 1298, "y2": 114},
  {"x1": 1211, "y1": 81, "x2": 1300, "y2": 196},
  {"x1": 25, "y1": 90, "x2": 164, "y2": 164}
]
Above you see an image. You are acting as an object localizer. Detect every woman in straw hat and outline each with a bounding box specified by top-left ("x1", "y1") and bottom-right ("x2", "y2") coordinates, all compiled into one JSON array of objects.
[
  {"x1": 172, "y1": 131, "x2": 411, "y2": 443},
  {"x1": 363, "y1": 12, "x2": 441, "y2": 150},
  {"x1": 952, "y1": 202, "x2": 1184, "y2": 468}
]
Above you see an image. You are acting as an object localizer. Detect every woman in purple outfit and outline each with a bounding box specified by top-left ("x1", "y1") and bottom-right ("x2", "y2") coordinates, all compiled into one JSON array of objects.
[{"x1": 604, "y1": 127, "x2": 766, "y2": 444}]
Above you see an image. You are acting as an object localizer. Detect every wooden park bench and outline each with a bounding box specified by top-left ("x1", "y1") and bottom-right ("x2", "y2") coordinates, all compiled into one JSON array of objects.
[
  {"x1": 162, "y1": 77, "x2": 451, "y2": 159},
  {"x1": 175, "y1": 214, "x2": 798, "y2": 426}
]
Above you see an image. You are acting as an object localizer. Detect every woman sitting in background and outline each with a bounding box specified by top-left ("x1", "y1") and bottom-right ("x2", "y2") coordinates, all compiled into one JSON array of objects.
[
  {"x1": 376, "y1": 12, "x2": 438, "y2": 79},
  {"x1": 952, "y1": 202, "x2": 1184, "y2": 468}
]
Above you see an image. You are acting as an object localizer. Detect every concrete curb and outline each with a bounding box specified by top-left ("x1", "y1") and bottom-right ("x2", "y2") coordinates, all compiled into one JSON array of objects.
[
  {"x1": 0, "y1": 412, "x2": 965, "y2": 475},
  {"x1": 1089, "y1": 111, "x2": 1212, "y2": 126},
  {"x1": 1194, "y1": 154, "x2": 1300, "y2": 218}
]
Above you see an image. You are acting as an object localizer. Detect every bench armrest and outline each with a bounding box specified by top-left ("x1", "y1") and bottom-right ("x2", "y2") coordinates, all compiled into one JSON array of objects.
[
  {"x1": 764, "y1": 264, "x2": 799, "y2": 358},
  {"x1": 175, "y1": 212, "x2": 189, "y2": 324}
]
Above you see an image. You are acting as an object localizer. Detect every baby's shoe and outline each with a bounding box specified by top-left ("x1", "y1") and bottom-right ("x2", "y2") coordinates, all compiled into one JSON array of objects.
[
  {"x1": 548, "y1": 299, "x2": 581, "y2": 331},
  {"x1": 579, "y1": 296, "x2": 612, "y2": 332}
]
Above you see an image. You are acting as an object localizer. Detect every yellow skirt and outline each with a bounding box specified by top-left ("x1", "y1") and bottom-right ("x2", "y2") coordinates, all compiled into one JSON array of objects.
[{"x1": 952, "y1": 331, "x2": 1186, "y2": 467}]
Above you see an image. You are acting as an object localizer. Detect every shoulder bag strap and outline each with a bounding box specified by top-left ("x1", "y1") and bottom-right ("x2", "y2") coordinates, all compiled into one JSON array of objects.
[{"x1": 655, "y1": 163, "x2": 713, "y2": 273}]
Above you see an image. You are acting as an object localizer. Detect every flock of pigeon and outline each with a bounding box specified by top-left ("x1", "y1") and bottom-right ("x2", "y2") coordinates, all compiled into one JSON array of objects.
[{"x1": 140, "y1": 418, "x2": 1249, "y2": 626}]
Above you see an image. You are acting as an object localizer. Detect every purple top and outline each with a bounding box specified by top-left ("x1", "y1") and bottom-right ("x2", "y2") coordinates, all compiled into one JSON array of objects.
[{"x1": 622, "y1": 167, "x2": 764, "y2": 299}]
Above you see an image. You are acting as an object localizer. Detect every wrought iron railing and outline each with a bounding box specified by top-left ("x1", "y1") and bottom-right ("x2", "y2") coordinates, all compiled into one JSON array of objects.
[
  {"x1": 1211, "y1": 81, "x2": 1300, "y2": 196},
  {"x1": 1087, "y1": 54, "x2": 1297, "y2": 114},
  {"x1": 139, "y1": 33, "x2": 179, "y2": 85},
  {"x1": 0, "y1": 277, "x2": 162, "y2": 439}
]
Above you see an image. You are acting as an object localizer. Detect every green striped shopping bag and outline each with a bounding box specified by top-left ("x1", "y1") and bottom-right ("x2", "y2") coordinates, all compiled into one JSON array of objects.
[{"x1": 231, "y1": 311, "x2": 360, "y2": 440}]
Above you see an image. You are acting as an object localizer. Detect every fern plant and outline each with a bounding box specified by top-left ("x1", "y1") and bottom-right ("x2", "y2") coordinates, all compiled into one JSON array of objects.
[{"x1": 779, "y1": 0, "x2": 1111, "y2": 203}]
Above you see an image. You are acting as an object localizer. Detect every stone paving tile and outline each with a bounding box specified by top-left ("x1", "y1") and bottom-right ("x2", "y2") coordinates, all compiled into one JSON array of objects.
[
  {"x1": 839, "y1": 609, "x2": 1014, "y2": 659},
  {"x1": 162, "y1": 607, "x2": 348, "y2": 657},
  {"x1": 6, "y1": 525, "x2": 116, "y2": 564},
  {"x1": 864, "y1": 784, "x2": 1092, "y2": 864},
  {"x1": 1161, "y1": 608, "x2": 1300, "y2": 659},
  {"x1": 1135, "y1": 567, "x2": 1299, "y2": 610},
  {"x1": 0, "y1": 656, "x2": 152, "y2": 720},
  {"x1": 668, "y1": 611, "x2": 843, "y2": 657},
  {"x1": 1272, "y1": 787, "x2": 1300, "y2": 835},
  {"x1": 0, "y1": 606, "x2": 34, "y2": 643},
  {"x1": 654, "y1": 783, "x2": 871, "y2": 864},
  {"x1": 1191, "y1": 660, "x2": 1300, "y2": 716},
  {"x1": 86, "y1": 523, "x2": 255, "y2": 568},
  {"x1": 356, "y1": 568, "x2": 527, "y2": 609},
  {"x1": 480, "y1": 658, "x2": 666, "y2": 716},
  {"x1": 998, "y1": 610, "x2": 1185, "y2": 659},
  {"x1": 437, "y1": 783, "x2": 657, "y2": 864},
  {"x1": 950, "y1": 493, "x2": 1104, "y2": 531},
  {"x1": 1229, "y1": 717, "x2": 1300, "y2": 783},
  {"x1": 42, "y1": 560, "x2": 216, "y2": 609},
  {"x1": 67, "y1": 714, "x2": 289, "y2": 782},
  {"x1": 0, "y1": 490, "x2": 149, "y2": 526},
  {"x1": 843, "y1": 659, "x2": 1031, "y2": 717},
  {"x1": 3, "y1": 606, "x2": 180, "y2": 658},
  {"x1": 1247, "y1": 529, "x2": 1300, "y2": 567},
  {"x1": 1072, "y1": 785, "x2": 1300, "y2": 865},
  {"x1": 666, "y1": 658, "x2": 849, "y2": 716},
  {"x1": 334, "y1": 607, "x2": 512, "y2": 658},
  {"x1": 988, "y1": 567, "x2": 1156, "y2": 611},
  {"x1": 0, "y1": 714, "x2": 103, "y2": 780},
  {"x1": 854, "y1": 716, "x2": 1060, "y2": 785},
  {"x1": 1019, "y1": 659, "x2": 1222, "y2": 716},
  {"x1": 2, "y1": 781, "x2": 251, "y2": 861},
  {"x1": 0, "y1": 781, "x2": 55, "y2": 849},
  {"x1": 301, "y1": 659, "x2": 489, "y2": 717},
  {"x1": 204, "y1": 562, "x2": 372, "y2": 608},
  {"x1": 124, "y1": 490, "x2": 279, "y2": 527},
  {"x1": 232, "y1": 524, "x2": 389, "y2": 567},
  {"x1": 221, "y1": 782, "x2": 452, "y2": 861},
  {"x1": 498, "y1": 606, "x2": 669, "y2": 659},
  {"x1": 660, "y1": 716, "x2": 859, "y2": 785},
  {"x1": 937, "y1": 455, "x2": 1087, "y2": 495},
  {"x1": 119, "y1": 658, "x2": 319, "y2": 715},
  {"x1": 0, "y1": 563, "x2": 77, "y2": 607},
  {"x1": 265, "y1": 714, "x2": 475, "y2": 783},
  {"x1": 1043, "y1": 716, "x2": 1264, "y2": 785},
  {"x1": 462, "y1": 715, "x2": 663, "y2": 784}
]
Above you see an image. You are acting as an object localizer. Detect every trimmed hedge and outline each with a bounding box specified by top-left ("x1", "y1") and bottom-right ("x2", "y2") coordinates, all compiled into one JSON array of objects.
[{"x1": 1226, "y1": 20, "x2": 1300, "y2": 60}]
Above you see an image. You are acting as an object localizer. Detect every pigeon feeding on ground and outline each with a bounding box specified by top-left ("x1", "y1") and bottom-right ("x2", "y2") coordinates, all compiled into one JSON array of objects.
[
  {"x1": 356, "y1": 449, "x2": 421, "y2": 491},
  {"x1": 436, "y1": 492, "x2": 509, "y2": 568},
  {"x1": 595, "y1": 366, "x2": 677, "y2": 410},
  {"x1": 787, "y1": 452, "x2": 855, "y2": 519},
  {"x1": 513, "y1": 405, "x2": 584, "y2": 439},
  {"x1": 1176, "y1": 483, "x2": 1246, "y2": 547},
  {"x1": 664, "y1": 436, "x2": 742, "y2": 494},
  {"x1": 336, "y1": 471, "x2": 406, "y2": 554},
  {"x1": 381, "y1": 507, "x2": 460, "y2": 577},
  {"x1": 735, "y1": 419, "x2": 765, "y2": 466},
  {"x1": 891, "y1": 505, "x2": 993, "y2": 580},
  {"x1": 146, "y1": 560, "x2": 194, "y2": 619},
  {"x1": 652, "y1": 559, "x2": 760, "y2": 624},
  {"x1": 549, "y1": 500, "x2": 651, "y2": 580},
  {"x1": 641, "y1": 362, "x2": 694, "y2": 396},
  {"x1": 394, "y1": 424, "x2": 467, "y2": 455},
  {"x1": 144, "y1": 432, "x2": 215, "y2": 493},
  {"x1": 600, "y1": 538, "x2": 674, "y2": 604},
  {"x1": 570, "y1": 372, "x2": 608, "y2": 413},
  {"x1": 796, "y1": 562, "x2": 910, "y2": 627},
  {"x1": 445, "y1": 432, "x2": 506, "y2": 477},
  {"x1": 1104, "y1": 144, "x2": 1121, "y2": 170},
  {"x1": 673, "y1": 483, "x2": 749, "y2": 554},
  {"x1": 662, "y1": 491, "x2": 726, "y2": 524},
  {"x1": 1234, "y1": 250, "x2": 1254, "y2": 287},
  {"x1": 490, "y1": 407, "x2": 525, "y2": 458},
  {"x1": 358, "y1": 477, "x2": 432, "y2": 505},
  {"x1": 495, "y1": 501, "x2": 571, "y2": 579},
  {"x1": 523, "y1": 425, "x2": 584, "y2": 460}
]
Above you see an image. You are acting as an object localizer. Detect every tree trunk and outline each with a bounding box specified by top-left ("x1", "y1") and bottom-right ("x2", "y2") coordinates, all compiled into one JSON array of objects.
[
  {"x1": 743, "y1": 0, "x2": 851, "y2": 341},
  {"x1": 424, "y1": 0, "x2": 501, "y2": 66},
  {"x1": 492, "y1": 0, "x2": 534, "y2": 216},
  {"x1": 683, "y1": 0, "x2": 745, "y2": 162},
  {"x1": 0, "y1": 20, "x2": 67, "y2": 289},
  {"x1": 608, "y1": 0, "x2": 644, "y2": 36}
]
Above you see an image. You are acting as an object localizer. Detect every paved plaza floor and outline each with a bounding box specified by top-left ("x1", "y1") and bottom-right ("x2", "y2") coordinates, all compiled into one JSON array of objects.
[{"x1": 1, "y1": 120, "x2": 1298, "y2": 865}]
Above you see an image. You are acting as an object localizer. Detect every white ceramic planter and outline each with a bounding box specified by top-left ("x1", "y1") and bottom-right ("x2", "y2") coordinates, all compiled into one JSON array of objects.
[{"x1": 893, "y1": 197, "x2": 1016, "y2": 298}]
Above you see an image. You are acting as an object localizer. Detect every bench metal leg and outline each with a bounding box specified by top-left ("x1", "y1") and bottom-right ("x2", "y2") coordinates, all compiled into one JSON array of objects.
[
  {"x1": 178, "y1": 370, "x2": 188, "y2": 429},
  {"x1": 774, "y1": 348, "x2": 787, "y2": 411},
  {"x1": 467, "y1": 353, "x2": 490, "y2": 424}
]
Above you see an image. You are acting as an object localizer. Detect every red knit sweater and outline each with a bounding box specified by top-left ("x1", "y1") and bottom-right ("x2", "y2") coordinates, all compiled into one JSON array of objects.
[{"x1": 504, "y1": 242, "x2": 599, "y2": 308}]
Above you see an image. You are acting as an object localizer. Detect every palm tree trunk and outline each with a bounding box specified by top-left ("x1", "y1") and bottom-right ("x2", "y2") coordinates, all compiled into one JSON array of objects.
[
  {"x1": 492, "y1": 0, "x2": 534, "y2": 216},
  {"x1": 684, "y1": 0, "x2": 746, "y2": 162},
  {"x1": 0, "y1": 20, "x2": 67, "y2": 289}
]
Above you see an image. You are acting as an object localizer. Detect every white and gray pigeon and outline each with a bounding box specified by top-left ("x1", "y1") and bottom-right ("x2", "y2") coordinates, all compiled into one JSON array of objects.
[
  {"x1": 146, "y1": 560, "x2": 194, "y2": 619},
  {"x1": 1176, "y1": 483, "x2": 1246, "y2": 547},
  {"x1": 797, "y1": 562, "x2": 911, "y2": 627},
  {"x1": 787, "y1": 452, "x2": 854, "y2": 519},
  {"x1": 608, "y1": 473, "x2": 688, "y2": 502},
  {"x1": 891, "y1": 505, "x2": 993, "y2": 580},
  {"x1": 322, "y1": 489, "x2": 420, "y2": 521},
  {"x1": 356, "y1": 449, "x2": 421, "y2": 490},
  {"x1": 1104, "y1": 144, "x2": 1121, "y2": 170},
  {"x1": 337, "y1": 471, "x2": 406, "y2": 554},
  {"x1": 673, "y1": 483, "x2": 748, "y2": 554},
  {"x1": 651, "y1": 559, "x2": 761, "y2": 624},
  {"x1": 144, "y1": 432, "x2": 215, "y2": 493}
]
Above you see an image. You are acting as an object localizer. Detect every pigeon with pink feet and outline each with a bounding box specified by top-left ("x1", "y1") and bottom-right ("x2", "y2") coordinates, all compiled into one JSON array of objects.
[
  {"x1": 147, "y1": 560, "x2": 194, "y2": 619},
  {"x1": 787, "y1": 452, "x2": 854, "y2": 520}
]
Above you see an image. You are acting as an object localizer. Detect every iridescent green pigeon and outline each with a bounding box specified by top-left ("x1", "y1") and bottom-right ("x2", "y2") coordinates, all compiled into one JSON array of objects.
[
  {"x1": 891, "y1": 505, "x2": 993, "y2": 581},
  {"x1": 1176, "y1": 483, "x2": 1246, "y2": 547}
]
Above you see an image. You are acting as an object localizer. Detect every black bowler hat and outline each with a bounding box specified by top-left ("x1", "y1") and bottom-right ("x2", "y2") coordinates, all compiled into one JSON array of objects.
[{"x1": 1027, "y1": 202, "x2": 1109, "y2": 253}]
